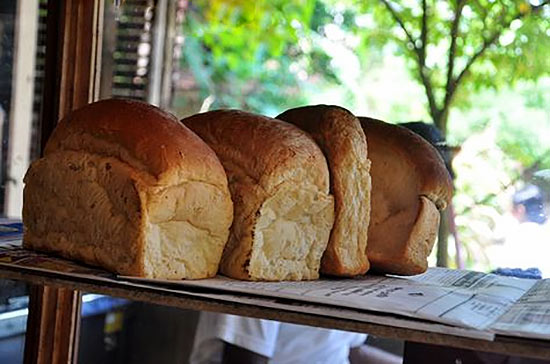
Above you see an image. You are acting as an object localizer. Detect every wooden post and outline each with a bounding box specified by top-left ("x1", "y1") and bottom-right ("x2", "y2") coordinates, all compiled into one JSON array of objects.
[
  {"x1": 24, "y1": 287, "x2": 83, "y2": 364},
  {"x1": 25, "y1": 0, "x2": 104, "y2": 363},
  {"x1": 40, "y1": 0, "x2": 104, "y2": 149}
]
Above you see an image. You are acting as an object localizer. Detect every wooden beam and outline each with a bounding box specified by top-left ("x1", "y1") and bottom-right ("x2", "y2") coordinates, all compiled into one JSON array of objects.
[
  {"x1": 57, "y1": 0, "x2": 104, "y2": 119},
  {"x1": 40, "y1": 0, "x2": 104, "y2": 152},
  {"x1": 24, "y1": 286, "x2": 82, "y2": 364},
  {"x1": 26, "y1": 1, "x2": 105, "y2": 363}
]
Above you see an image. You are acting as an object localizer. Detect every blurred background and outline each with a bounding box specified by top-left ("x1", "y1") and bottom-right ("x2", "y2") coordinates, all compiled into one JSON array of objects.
[{"x1": 0, "y1": 0, "x2": 549, "y2": 362}]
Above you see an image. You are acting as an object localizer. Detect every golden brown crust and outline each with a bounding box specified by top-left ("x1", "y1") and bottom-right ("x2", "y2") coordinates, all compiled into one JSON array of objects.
[
  {"x1": 44, "y1": 99, "x2": 227, "y2": 188},
  {"x1": 277, "y1": 105, "x2": 371, "y2": 276},
  {"x1": 183, "y1": 110, "x2": 330, "y2": 194},
  {"x1": 182, "y1": 110, "x2": 334, "y2": 280},
  {"x1": 359, "y1": 117, "x2": 452, "y2": 275},
  {"x1": 360, "y1": 117, "x2": 452, "y2": 209}
]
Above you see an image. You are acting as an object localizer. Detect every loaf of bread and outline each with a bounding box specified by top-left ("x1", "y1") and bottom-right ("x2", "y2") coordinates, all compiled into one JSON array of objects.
[
  {"x1": 359, "y1": 117, "x2": 452, "y2": 275},
  {"x1": 277, "y1": 105, "x2": 371, "y2": 276},
  {"x1": 23, "y1": 99, "x2": 233, "y2": 279},
  {"x1": 182, "y1": 110, "x2": 335, "y2": 281}
]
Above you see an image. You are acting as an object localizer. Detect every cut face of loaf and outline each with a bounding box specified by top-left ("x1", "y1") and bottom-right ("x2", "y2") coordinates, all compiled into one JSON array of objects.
[
  {"x1": 23, "y1": 99, "x2": 233, "y2": 279},
  {"x1": 277, "y1": 105, "x2": 371, "y2": 276},
  {"x1": 359, "y1": 117, "x2": 452, "y2": 275},
  {"x1": 182, "y1": 110, "x2": 335, "y2": 281}
]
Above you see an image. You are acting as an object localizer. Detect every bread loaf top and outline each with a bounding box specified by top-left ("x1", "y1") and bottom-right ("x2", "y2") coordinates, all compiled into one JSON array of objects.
[
  {"x1": 44, "y1": 99, "x2": 228, "y2": 188},
  {"x1": 360, "y1": 117, "x2": 452, "y2": 210},
  {"x1": 182, "y1": 109, "x2": 330, "y2": 195}
]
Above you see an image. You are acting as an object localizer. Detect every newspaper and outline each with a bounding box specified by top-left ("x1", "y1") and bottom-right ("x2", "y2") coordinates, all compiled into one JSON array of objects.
[
  {"x1": 0, "y1": 222, "x2": 548, "y2": 341},
  {"x1": 120, "y1": 279, "x2": 496, "y2": 341},
  {"x1": 127, "y1": 268, "x2": 536, "y2": 333},
  {"x1": 491, "y1": 279, "x2": 550, "y2": 340}
]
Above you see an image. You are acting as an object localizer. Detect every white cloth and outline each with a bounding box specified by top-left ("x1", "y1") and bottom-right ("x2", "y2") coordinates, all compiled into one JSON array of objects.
[
  {"x1": 489, "y1": 220, "x2": 550, "y2": 278},
  {"x1": 189, "y1": 312, "x2": 367, "y2": 364}
]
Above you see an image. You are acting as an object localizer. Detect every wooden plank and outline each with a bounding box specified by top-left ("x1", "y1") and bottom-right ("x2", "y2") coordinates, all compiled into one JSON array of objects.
[
  {"x1": 0, "y1": 266, "x2": 548, "y2": 360},
  {"x1": 29, "y1": 1, "x2": 105, "y2": 363},
  {"x1": 41, "y1": 0, "x2": 104, "y2": 149},
  {"x1": 24, "y1": 286, "x2": 82, "y2": 364},
  {"x1": 4, "y1": 0, "x2": 39, "y2": 218}
]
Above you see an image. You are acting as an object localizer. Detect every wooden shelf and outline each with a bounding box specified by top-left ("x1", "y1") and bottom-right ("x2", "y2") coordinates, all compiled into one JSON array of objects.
[{"x1": 1, "y1": 262, "x2": 550, "y2": 360}]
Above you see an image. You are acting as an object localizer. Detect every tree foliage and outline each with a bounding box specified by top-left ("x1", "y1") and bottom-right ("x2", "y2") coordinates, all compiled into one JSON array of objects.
[
  {"x1": 180, "y1": 0, "x2": 326, "y2": 114},
  {"x1": 180, "y1": 1, "x2": 550, "y2": 126},
  {"x1": 354, "y1": 0, "x2": 550, "y2": 133}
]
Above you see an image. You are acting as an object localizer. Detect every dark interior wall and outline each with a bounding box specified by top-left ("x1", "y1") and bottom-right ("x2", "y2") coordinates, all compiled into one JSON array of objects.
[
  {"x1": 0, "y1": 0, "x2": 16, "y2": 114},
  {"x1": 0, "y1": 0, "x2": 16, "y2": 211},
  {"x1": 121, "y1": 303, "x2": 199, "y2": 364}
]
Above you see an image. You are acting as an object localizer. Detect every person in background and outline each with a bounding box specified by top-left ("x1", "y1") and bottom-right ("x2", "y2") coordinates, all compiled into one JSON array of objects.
[
  {"x1": 490, "y1": 184, "x2": 550, "y2": 278},
  {"x1": 189, "y1": 312, "x2": 402, "y2": 364},
  {"x1": 511, "y1": 184, "x2": 547, "y2": 225}
]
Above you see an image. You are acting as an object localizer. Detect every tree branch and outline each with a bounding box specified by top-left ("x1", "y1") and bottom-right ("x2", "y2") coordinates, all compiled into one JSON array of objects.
[
  {"x1": 418, "y1": 0, "x2": 439, "y2": 121},
  {"x1": 447, "y1": 0, "x2": 550, "y2": 104},
  {"x1": 420, "y1": 0, "x2": 428, "y2": 60},
  {"x1": 379, "y1": 0, "x2": 417, "y2": 48},
  {"x1": 443, "y1": 0, "x2": 466, "y2": 112},
  {"x1": 379, "y1": 0, "x2": 440, "y2": 121}
]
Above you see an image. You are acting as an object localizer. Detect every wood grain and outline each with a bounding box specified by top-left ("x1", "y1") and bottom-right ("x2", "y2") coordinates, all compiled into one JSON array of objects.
[
  {"x1": 24, "y1": 286, "x2": 82, "y2": 364},
  {"x1": 30, "y1": 0, "x2": 105, "y2": 362},
  {"x1": 40, "y1": 0, "x2": 104, "y2": 153},
  {"x1": 1, "y1": 266, "x2": 548, "y2": 360}
]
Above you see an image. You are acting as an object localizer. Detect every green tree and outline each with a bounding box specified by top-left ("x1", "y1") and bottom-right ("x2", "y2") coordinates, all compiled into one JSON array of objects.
[{"x1": 355, "y1": 0, "x2": 550, "y2": 134}]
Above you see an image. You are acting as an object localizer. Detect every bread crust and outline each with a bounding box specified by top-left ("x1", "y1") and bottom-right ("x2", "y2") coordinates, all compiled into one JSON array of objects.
[
  {"x1": 182, "y1": 110, "x2": 334, "y2": 280},
  {"x1": 277, "y1": 105, "x2": 371, "y2": 276},
  {"x1": 360, "y1": 117, "x2": 452, "y2": 209},
  {"x1": 44, "y1": 99, "x2": 228, "y2": 188},
  {"x1": 359, "y1": 117, "x2": 452, "y2": 275},
  {"x1": 24, "y1": 99, "x2": 233, "y2": 279}
]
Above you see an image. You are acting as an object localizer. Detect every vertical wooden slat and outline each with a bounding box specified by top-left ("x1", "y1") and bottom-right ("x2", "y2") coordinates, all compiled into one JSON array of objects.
[
  {"x1": 58, "y1": 0, "x2": 103, "y2": 119},
  {"x1": 26, "y1": 1, "x2": 105, "y2": 363},
  {"x1": 24, "y1": 287, "x2": 83, "y2": 364},
  {"x1": 40, "y1": 0, "x2": 104, "y2": 152}
]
